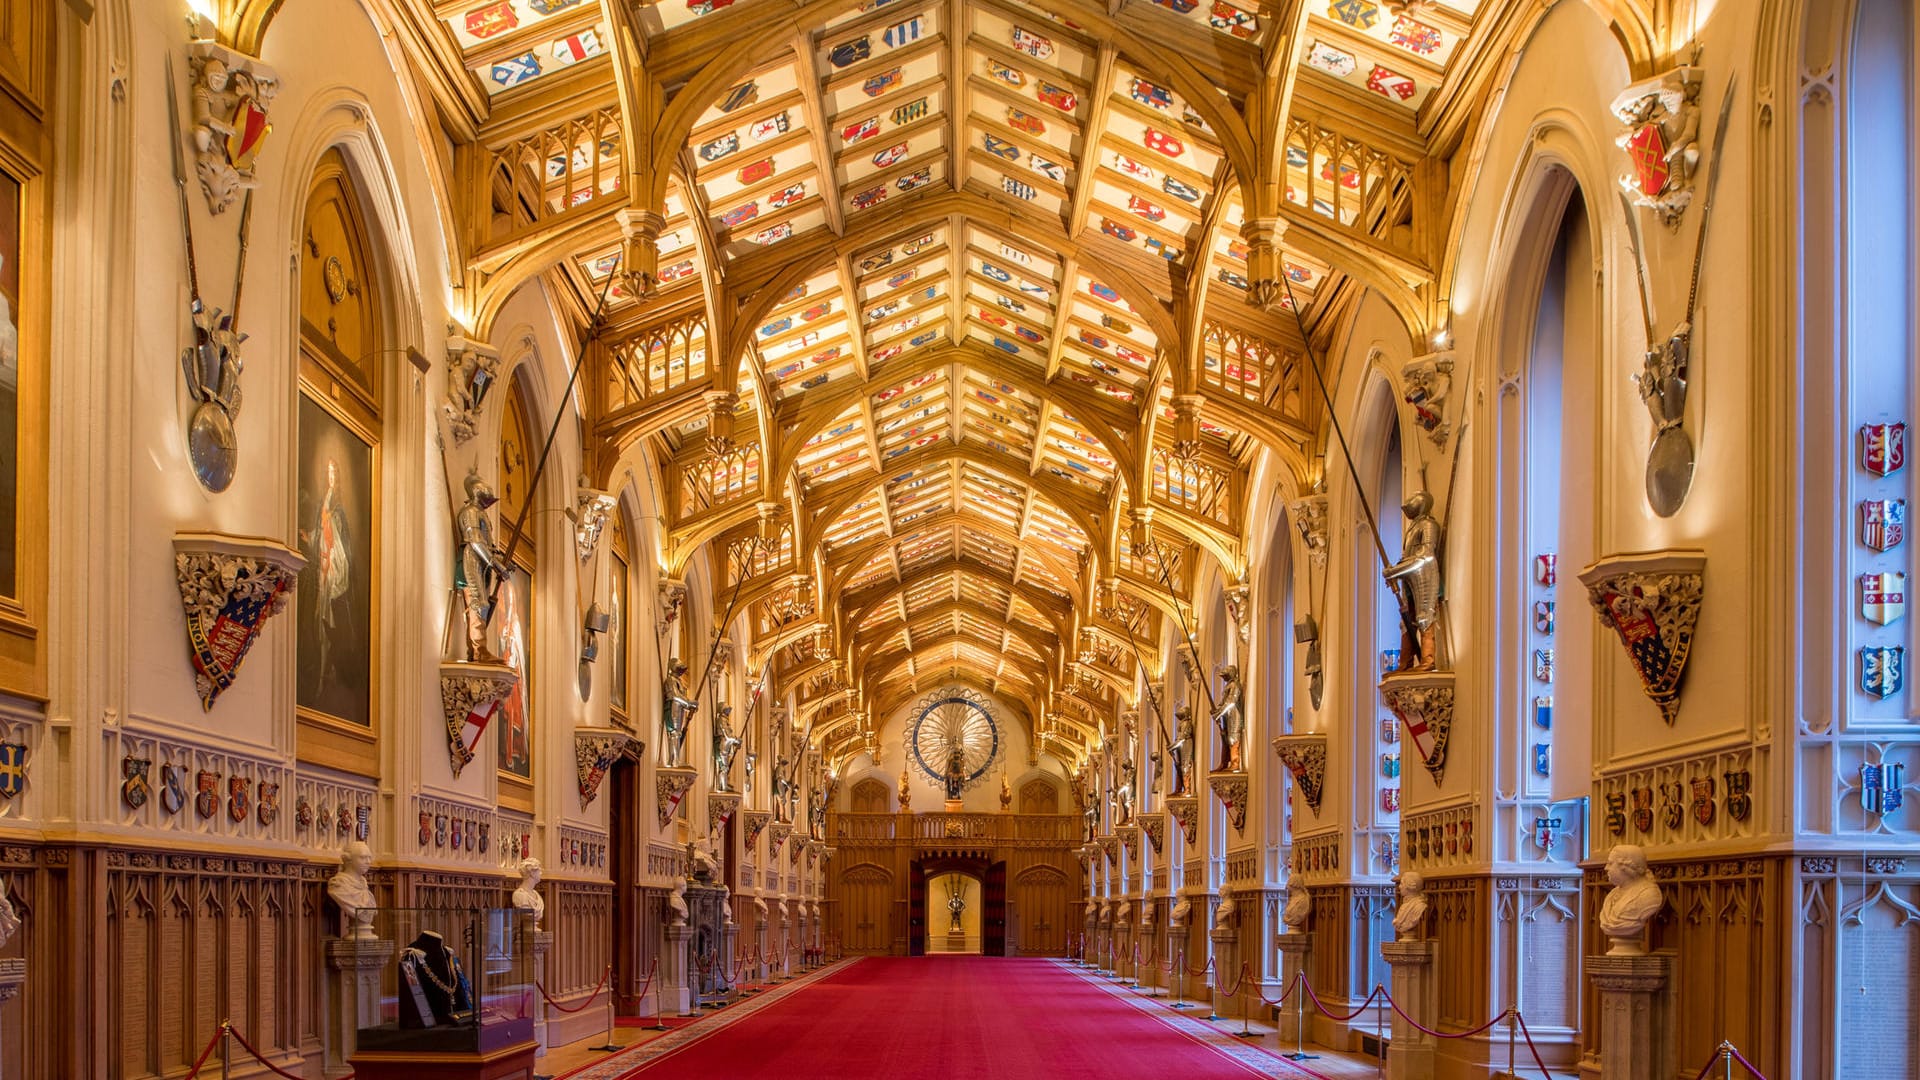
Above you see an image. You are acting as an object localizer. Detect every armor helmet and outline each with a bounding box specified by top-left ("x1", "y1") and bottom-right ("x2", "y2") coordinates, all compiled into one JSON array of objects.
[
  {"x1": 1401, "y1": 490, "x2": 1432, "y2": 518},
  {"x1": 464, "y1": 469, "x2": 499, "y2": 509}
]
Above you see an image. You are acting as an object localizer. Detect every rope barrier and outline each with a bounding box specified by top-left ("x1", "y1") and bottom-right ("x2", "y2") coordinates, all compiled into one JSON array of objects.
[
  {"x1": 1382, "y1": 993, "x2": 1509, "y2": 1041},
  {"x1": 1511, "y1": 1011, "x2": 1563, "y2": 1080},
  {"x1": 535, "y1": 964, "x2": 612, "y2": 1013},
  {"x1": 1299, "y1": 977, "x2": 1385, "y2": 1023},
  {"x1": 181, "y1": 1023, "x2": 227, "y2": 1079},
  {"x1": 1185, "y1": 954, "x2": 1213, "y2": 979},
  {"x1": 221, "y1": 1023, "x2": 323, "y2": 1080},
  {"x1": 1691, "y1": 1040, "x2": 1769, "y2": 1080},
  {"x1": 613, "y1": 955, "x2": 660, "y2": 1007}
]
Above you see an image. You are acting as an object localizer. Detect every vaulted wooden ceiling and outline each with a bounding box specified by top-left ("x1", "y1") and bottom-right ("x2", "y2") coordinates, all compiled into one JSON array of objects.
[{"x1": 349, "y1": 0, "x2": 1530, "y2": 766}]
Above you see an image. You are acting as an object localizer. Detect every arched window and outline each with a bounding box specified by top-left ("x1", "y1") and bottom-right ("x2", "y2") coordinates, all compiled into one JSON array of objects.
[
  {"x1": 496, "y1": 375, "x2": 537, "y2": 802},
  {"x1": 1373, "y1": 421, "x2": 1404, "y2": 846},
  {"x1": 295, "y1": 150, "x2": 383, "y2": 772}
]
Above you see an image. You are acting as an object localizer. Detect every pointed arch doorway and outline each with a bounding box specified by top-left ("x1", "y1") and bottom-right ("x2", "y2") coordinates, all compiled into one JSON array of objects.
[{"x1": 909, "y1": 855, "x2": 1006, "y2": 956}]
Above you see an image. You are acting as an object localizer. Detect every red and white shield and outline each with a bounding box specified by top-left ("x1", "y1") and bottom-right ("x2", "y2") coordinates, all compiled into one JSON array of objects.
[
  {"x1": 1861, "y1": 572, "x2": 1907, "y2": 625},
  {"x1": 226, "y1": 97, "x2": 270, "y2": 171},
  {"x1": 1861, "y1": 422, "x2": 1908, "y2": 476},
  {"x1": 1624, "y1": 123, "x2": 1669, "y2": 197}
]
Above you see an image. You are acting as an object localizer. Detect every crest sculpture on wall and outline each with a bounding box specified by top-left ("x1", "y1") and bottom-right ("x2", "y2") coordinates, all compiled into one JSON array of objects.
[
  {"x1": 173, "y1": 533, "x2": 304, "y2": 710},
  {"x1": 186, "y1": 42, "x2": 279, "y2": 214},
  {"x1": 1579, "y1": 551, "x2": 1706, "y2": 724},
  {"x1": 574, "y1": 728, "x2": 636, "y2": 808},
  {"x1": 439, "y1": 660, "x2": 518, "y2": 776},
  {"x1": 656, "y1": 765, "x2": 697, "y2": 829},
  {"x1": 1272, "y1": 733, "x2": 1329, "y2": 816},
  {"x1": 1379, "y1": 671, "x2": 1456, "y2": 784},
  {"x1": 1611, "y1": 62, "x2": 1702, "y2": 227},
  {"x1": 1206, "y1": 772, "x2": 1249, "y2": 836},
  {"x1": 441, "y1": 330, "x2": 500, "y2": 446}
]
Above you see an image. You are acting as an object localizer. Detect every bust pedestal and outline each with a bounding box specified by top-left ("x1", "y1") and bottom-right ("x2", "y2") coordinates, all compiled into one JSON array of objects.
[
  {"x1": 1382, "y1": 939, "x2": 1437, "y2": 1080},
  {"x1": 1208, "y1": 915, "x2": 1239, "y2": 1021},
  {"x1": 528, "y1": 930, "x2": 552, "y2": 1054},
  {"x1": 662, "y1": 921, "x2": 694, "y2": 1016},
  {"x1": 1275, "y1": 932, "x2": 1311, "y2": 1043},
  {"x1": 1582, "y1": 953, "x2": 1673, "y2": 1080},
  {"x1": 325, "y1": 937, "x2": 392, "y2": 1079}
]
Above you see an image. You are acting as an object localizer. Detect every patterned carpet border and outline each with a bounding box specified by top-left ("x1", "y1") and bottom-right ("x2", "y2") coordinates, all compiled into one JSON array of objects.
[
  {"x1": 1051, "y1": 959, "x2": 1332, "y2": 1080},
  {"x1": 556, "y1": 959, "x2": 862, "y2": 1080}
]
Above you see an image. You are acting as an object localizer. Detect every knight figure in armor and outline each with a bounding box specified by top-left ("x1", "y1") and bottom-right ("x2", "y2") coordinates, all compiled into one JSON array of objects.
[
  {"x1": 1168, "y1": 706, "x2": 1196, "y2": 795},
  {"x1": 454, "y1": 470, "x2": 504, "y2": 664},
  {"x1": 662, "y1": 659, "x2": 698, "y2": 768},
  {"x1": 943, "y1": 742, "x2": 967, "y2": 802},
  {"x1": 1212, "y1": 664, "x2": 1245, "y2": 772},
  {"x1": 711, "y1": 703, "x2": 741, "y2": 792},
  {"x1": 1382, "y1": 490, "x2": 1442, "y2": 671}
]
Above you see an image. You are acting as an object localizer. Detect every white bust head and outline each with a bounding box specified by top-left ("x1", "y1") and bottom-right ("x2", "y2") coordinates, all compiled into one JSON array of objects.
[
  {"x1": 513, "y1": 857, "x2": 546, "y2": 931},
  {"x1": 1392, "y1": 872, "x2": 1428, "y2": 937},
  {"x1": 1282, "y1": 884, "x2": 1312, "y2": 932},
  {"x1": 328, "y1": 841, "x2": 377, "y2": 940},
  {"x1": 1598, "y1": 844, "x2": 1664, "y2": 953}
]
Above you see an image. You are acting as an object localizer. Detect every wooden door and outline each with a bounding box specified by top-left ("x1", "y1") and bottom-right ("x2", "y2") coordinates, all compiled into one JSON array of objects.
[
  {"x1": 983, "y1": 861, "x2": 1007, "y2": 956},
  {"x1": 908, "y1": 860, "x2": 927, "y2": 955},
  {"x1": 610, "y1": 758, "x2": 643, "y2": 1014}
]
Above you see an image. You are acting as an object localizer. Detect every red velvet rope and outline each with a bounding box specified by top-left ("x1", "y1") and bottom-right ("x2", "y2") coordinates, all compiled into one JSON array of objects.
[
  {"x1": 181, "y1": 1023, "x2": 228, "y2": 1079},
  {"x1": 1184, "y1": 953, "x2": 1213, "y2": 978},
  {"x1": 536, "y1": 964, "x2": 612, "y2": 1013},
  {"x1": 1249, "y1": 969, "x2": 1302, "y2": 1009},
  {"x1": 1382, "y1": 991, "x2": 1509, "y2": 1041},
  {"x1": 224, "y1": 1024, "x2": 326, "y2": 1080},
  {"x1": 613, "y1": 955, "x2": 661, "y2": 1008},
  {"x1": 1299, "y1": 976, "x2": 1384, "y2": 1022},
  {"x1": 1511, "y1": 1011, "x2": 1563, "y2": 1080},
  {"x1": 1691, "y1": 1041, "x2": 1770, "y2": 1080}
]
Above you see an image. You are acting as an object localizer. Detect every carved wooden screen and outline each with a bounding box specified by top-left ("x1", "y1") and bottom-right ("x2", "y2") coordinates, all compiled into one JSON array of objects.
[
  {"x1": 1018, "y1": 777, "x2": 1059, "y2": 814},
  {"x1": 850, "y1": 778, "x2": 890, "y2": 813}
]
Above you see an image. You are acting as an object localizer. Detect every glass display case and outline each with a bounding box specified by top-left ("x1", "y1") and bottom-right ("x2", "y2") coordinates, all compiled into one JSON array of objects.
[{"x1": 353, "y1": 907, "x2": 535, "y2": 1055}]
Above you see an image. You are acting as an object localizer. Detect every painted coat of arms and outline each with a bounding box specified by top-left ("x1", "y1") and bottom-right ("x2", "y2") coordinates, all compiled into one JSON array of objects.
[{"x1": 1610, "y1": 65, "x2": 1703, "y2": 226}]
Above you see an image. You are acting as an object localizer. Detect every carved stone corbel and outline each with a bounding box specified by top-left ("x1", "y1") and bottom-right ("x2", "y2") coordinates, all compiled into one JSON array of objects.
[
  {"x1": 1272, "y1": 733, "x2": 1328, "y2": 816},
  {"x1": 1289, "y1": 496, "x2": 1329, "y2": 569},
  {"x1": 1401, "y1": 351, "x2": 1454, "y2": 448},
  {"x1": 1222, "y1": 583, "x2": 1252, "y2": 646},
  {"x1": 1208, "y1": 772, "x2": 1250, "y2": 835},
  {"x1": 574, "y1": 488, "x2": 617, "y2": 563},
  {"x1": 574, "y1": 728, "x2": 636, "y2": 809},
  {"x1": 442, "y1": 330, "x2": 501, "y2": 446},
  {"x1": 1380, "y1": 671, "x2": 1456, "y2": 784},
  {"x1": 172, "y1": 533, "x2": 304, "y2": 710},
  {"x1": 1139, "y1": 815, "x2": 1164, "y2": 854},
  {"x1": 742, "y1": 810, "x2": 771, "y2": 850},
  {"x1": 1165, "y1": 797, "x2": 1199, "y2": 847},
  {"x1": 655, "y1": 765, "x2": 697, "y2": 829},
  {"x1": 1170, "y1": 394, "x2": 1205, "y2": 460},
  {"x1": 1099, "y1": 836, "x2": 1121, "y2": 867},
  {"x1": 1579, "y1": 551, "x2": 1706, "y2": 724},
  {"x1": 440, "y1": 660, "x2": 518, "y2": 778},
  {"x1": 185, "y1": 42, "x2": 280, "y2": 214},
  {"x1": 706, "y1": 792, "x2": 740, "y2": 837},
  {"x1": 1117, "y1": 824, "x2": 1141, "y2": 857},
  {"x1": 768, "y1": 821, "x2": 793, "y2": 858},
  {"x1": 657, "y1": 577, "x2": 688, "y2": 636}
]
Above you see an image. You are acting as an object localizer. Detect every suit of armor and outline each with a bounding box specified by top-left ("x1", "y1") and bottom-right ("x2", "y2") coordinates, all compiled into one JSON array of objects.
[
  {"x1": 1212, "y1": 665, "x2": 1245, "y2": 772},
  {"x1": 711, "y1": 704, "x2": 741, "y2": 792},
  {"x1": 1383, "y1": 491, "x2": 1442, "y2": 670},
  {"x1": 454, "y1": 472, "x2": 503, "y2": 663}
]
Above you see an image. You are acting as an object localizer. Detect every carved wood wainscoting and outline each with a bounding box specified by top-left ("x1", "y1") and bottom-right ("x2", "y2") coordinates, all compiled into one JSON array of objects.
[
  {"x1": 1424, "y1": 876, "x2": 1491, "y2": 1040},
  {"x1": 545, "y1": 880, "x2": 614, "y2": 1045},
  {"x1": 1304, "y1": 883, "x2": 1395, "y2": 1048},
  {"x1": 1580, "y1": 855, "x2": 1787, "y2": 1078},
  {"x1": 1794, "y1": 854, "x2": 1919, "y2": 1079},
  {"x1": 1494, "y1": 874, "x2": 1582, "y2": 1067},
  {"x1": 0, "y1": 843, "x2": 72, "y2": 1078},
  {"x1": 825, "y1": 813, "x2": 1081, "y2": 957}
]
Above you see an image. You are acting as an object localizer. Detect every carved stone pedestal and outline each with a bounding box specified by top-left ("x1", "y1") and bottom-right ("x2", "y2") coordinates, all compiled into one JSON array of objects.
[
  {"x1": 529, "y1": 930, "x2": 552, "y2": 1054},
  {"x1": 325, "y1": 937, "x2": 392, "y2": 1079},
  {"x1": 1276, "y1": 932, "x2": 1311, "y2": 1042},
  {"x1": 662, "y1": 922, "x2": 693, "y2": 1016},
  {"x1": 1209, "y1": 911, "x2": 1240, "y2": 1020},
  {"x1": 1382, "y1": 939, "x2": 1437, "y2": 1080},
  {"x1": 1583, "y1": 953, "x2": 1673, "y2": 1080}
]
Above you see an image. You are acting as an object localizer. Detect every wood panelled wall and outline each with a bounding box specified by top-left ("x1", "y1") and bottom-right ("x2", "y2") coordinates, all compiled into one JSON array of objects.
[
  {"x1": 824, "y1": 813, "x2": 1083, "y2": 957},
  {"x1": 0, "y1": 840, "x2": 636, "y2": 1078}
]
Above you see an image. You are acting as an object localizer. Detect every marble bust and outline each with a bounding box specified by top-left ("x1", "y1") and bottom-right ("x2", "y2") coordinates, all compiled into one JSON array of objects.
[
  {"x1": 1391, "y1": 872, "x2": 1429, "y2": 938},
  {"x1": 667, "y1": 877, "x2": 689, "y2": 926},
  {"x1": 1281, "y1": 884, "x2": 1312, "y2": 933},
  {"x1": 1214, "y1": 890, "x2": 1238, "y2": 924},
  {"x1": 512, "y1": 857, "x2": 545, "y2": 931},
  {"x1": 1170, "y1": 894, "x2": 1192, "y2": 928},
  {"x1": 1598, "y1": 844, "x2": 1665, "y2": 954},
  {"x1": 327, "y1": 841, "x2": 377, "y2": 941}
]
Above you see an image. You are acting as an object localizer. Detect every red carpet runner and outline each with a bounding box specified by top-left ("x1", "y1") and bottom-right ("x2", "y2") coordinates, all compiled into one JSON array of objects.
[{"x1": 570, "y1": 957, "x2": 1321, "y2": 1079}]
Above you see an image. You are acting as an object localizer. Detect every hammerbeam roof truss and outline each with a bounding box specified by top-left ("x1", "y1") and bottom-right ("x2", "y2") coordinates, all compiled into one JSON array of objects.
[{"x1": 414, "y1": 0, "x2": 1497, "y2": 754}]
